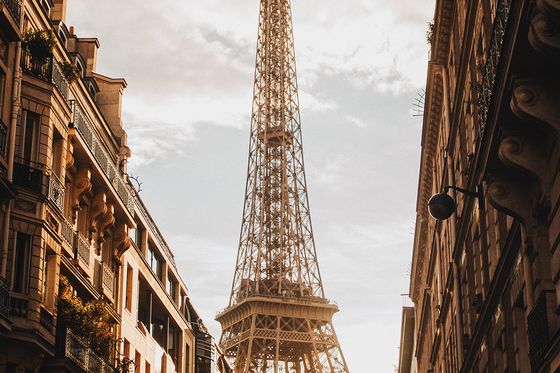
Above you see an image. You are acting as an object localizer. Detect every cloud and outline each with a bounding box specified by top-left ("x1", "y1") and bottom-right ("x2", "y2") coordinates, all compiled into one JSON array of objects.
[{"x1": 347, "y1": 115, "x2": 367, "y2": 128}]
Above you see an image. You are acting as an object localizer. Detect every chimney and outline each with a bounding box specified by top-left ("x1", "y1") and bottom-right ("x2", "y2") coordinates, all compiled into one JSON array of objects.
[
  {"x1": 92, "y1": 73, "x2": 129, "y2": 151},
  {"x1": 76, "y1": 38, "x2": 100, "y2": 76}
]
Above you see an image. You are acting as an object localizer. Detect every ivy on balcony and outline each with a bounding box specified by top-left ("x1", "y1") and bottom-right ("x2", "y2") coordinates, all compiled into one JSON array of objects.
[{"x1": 58, "y1": 275, "x2": 114, "y2": 359}]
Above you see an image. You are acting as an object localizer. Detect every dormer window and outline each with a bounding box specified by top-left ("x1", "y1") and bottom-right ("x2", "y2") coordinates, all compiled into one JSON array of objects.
[
  {"x1": 88, "y1": 82, "x2": 96, "y2": 98},
  {"x1": 57, "y1": 29, "x2": 67, "y2": 47},
  {"x1": 40, "y1": 0, "x2": 52, "y2": 17},
  {"x1": 75, "y1": 59, "x2": 84, "y2": 78}
]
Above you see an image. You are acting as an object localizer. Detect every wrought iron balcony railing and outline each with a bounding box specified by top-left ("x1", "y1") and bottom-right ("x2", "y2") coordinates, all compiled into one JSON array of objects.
[
  {"x1": 63, "y1": 328, "x2": 115, "y2": 373},
  {"x1": 13, "y1": 157, "x2": 45, "y2": 194},
  {"x1": 2, "y1": 0, "x2": 21, "y2": 26},
  {"x1": 9, "y1": 293, "x2": 27, "y2": 317},
  {"x1": 61, "y1": 216, "x2": 75, "y2": 248},
  {"x1": 48, "y1": 171, "x2": 65, "y2": 211},
  {"x1": 21, "y1": 49, "x2": 69, "y2": 99},
  {"x1": 0, "y1": 276, "x2": 9, "y2": 319},
  {"x1": 70, "y1": 100, "x2": 134, "y2": 215},
  {"x1": 101, "y1": 262, "x2": 114, "y2": 300},
  {"x1": 39, "y1": 306, "x2": 55, "y2": 331},
  {"x1": 76, "y1": 232, "x2": 90, "y2": 270},
  {"x1": 475, "y1": 0, "x2": 512, "y2": 136}
]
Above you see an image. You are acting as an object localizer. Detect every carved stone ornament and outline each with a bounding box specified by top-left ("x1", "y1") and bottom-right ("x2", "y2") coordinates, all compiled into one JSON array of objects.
[
  {"x1": 113, "y1": 222, "x2": 131, "y2": 258},
  {"x1": 90, "y1": 191, "x2": 108, "y2": 233},
  {"x1": 529, "y1": 11, "x2": 560, "y2": 56},
  {"x1": 510, "y1": 77, "x2": 560, "y2": 136},
  {"x1": 498, "y1": 134, "x2": 552, "y2": 205},
  {"x1": 72, "y1": 168, "x2": 92, "y2": 215},
  {"x1": 66, "y1": 142, "x2": 75, "y2": 170},
  {"x1": 487, "y1": 175, "x2": 542, "y2": 235},
  {"x1": 15, "y1": 199, "x2": 36, "y2": 213},
  {"x1": 97, "y1": 203, "x2": 115, "y2": 243}
]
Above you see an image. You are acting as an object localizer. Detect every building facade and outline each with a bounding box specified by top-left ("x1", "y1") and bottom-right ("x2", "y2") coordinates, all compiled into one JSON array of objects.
[
  {"x1": 0, "y1": 1, "x2": 230, "y2": 372},
  {"x1": 401, "y1": 0, "x2": 560, "y2": 372}
]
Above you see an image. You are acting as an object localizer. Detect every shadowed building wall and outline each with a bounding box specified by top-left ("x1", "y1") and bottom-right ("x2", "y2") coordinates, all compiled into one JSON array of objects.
[{"x1": 401, "y1": 0, "x2": 560, "y2": 372}]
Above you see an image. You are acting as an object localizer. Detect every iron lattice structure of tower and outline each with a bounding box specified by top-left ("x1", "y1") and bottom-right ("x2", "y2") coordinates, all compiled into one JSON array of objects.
[{"x1": 216, "y1": 1, "x2": 349, "y2": 372}]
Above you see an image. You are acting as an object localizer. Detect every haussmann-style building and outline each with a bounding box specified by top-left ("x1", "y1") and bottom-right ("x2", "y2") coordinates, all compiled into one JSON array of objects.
[
  {"x1": 400, "y1": 0, "x2": 560, "y2": 372},
  {"x1": 0, "y1": 0, "x2": 232, "y2": 372}
]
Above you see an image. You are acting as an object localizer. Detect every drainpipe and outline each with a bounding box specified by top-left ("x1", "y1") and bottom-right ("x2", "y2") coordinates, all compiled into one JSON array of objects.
[{"x1": 1, "y1": 41, "x2": 22, "y2": 278}]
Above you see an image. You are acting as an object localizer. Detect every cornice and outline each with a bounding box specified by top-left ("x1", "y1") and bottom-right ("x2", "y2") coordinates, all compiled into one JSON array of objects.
[{"x1": 410, "y1": 62, "x2": 444, "y2": 303}]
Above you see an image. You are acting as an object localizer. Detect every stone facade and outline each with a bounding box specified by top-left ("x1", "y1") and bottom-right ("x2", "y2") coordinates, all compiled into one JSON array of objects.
[
  {"x1": 401, "y1": 0, "x2": 560, "y2": 372},
  {"x1": 0, "y1": 1, "x2": 231, "y2": 373}
]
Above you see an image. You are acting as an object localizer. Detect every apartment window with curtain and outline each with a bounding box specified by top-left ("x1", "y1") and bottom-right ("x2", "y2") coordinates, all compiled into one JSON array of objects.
[
  {"x1": 21, "y1": 111, "x2": 40, "y2": 162},
  {"x1": 134, "y1": 351, "x2": 141, "y2": 373},
  {"x1": 147, "y1": 243, "x2": 162, "y2": 281},
  {"x1": 51, "y1": 129, "x2": 63, "y2": 177},
  {"x1": 125, "y1": 264, "x2": 133, "y2": 312},
  {"x1": 167, "y1": 273, "x2": 177, "y2": 302},
  {"x1": 12, "y1": 233, "x2": 32, "y2": 294},
  {"x1": 42, "y1": 247, "x2": 57, "y2": 309}
]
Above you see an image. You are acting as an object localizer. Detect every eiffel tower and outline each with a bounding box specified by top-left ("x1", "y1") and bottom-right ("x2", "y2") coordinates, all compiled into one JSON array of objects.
[{"x1": 216, "y1": 1, "x2": 349, "y2": 372}]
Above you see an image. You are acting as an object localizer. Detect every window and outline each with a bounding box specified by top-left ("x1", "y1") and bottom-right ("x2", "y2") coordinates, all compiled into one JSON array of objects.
[
  {"x1": 168, "y1": 325, "x2": 179, "y2": 365},
  {"x1": 75, "y1": 60, "x2": 84, "y2": 78},
  {"x1": 125, "y1": 264, "x2": 133, "y2": 312},
  {"x1": 58, "y1": 29, "x2": 67, "y2": 47},
  {"x1": 146, "y1": 243, "x2": 162, "y2": 281},
  {"x1": 40, "y1": 0, "x2": 51, "y2": 16},
  {"x1": 167, "y1": 273, "x2": 177, "y2": 302},
  {"x1": 77, "y1": 202, "x2": 89, "y2": 236},
  {"x1": 135, "y1": 225, "x2": 144, "y2": 250},
  {"x1": 123, "y1": 338, "x2": 130, "y2": 359},
  {"x1": 21, "y1": 111, "x2": 39, "y2": 161},
  {"x1": 13, "y1": 233, "x2": 31, "y2": 293},
  {"x1": 145, "y1": 362, "x2": 150, "y2": 373},
  {"x1": 51, "y1": 129, "x2": 63, "y2": 177},
  {"x1": 134, "y1": 351, "x2": 141, "y2": 373},
  {"x1": 42, "y1": 248, "x2": 56, "y2": 309}
]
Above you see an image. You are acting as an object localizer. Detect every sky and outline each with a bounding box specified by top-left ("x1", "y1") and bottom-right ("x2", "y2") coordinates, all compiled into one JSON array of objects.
[{"x1": 67, "y1": 1, "x2": 435, "y2": 371}]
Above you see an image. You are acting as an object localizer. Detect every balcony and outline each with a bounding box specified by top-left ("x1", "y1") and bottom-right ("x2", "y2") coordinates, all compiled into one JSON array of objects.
[
  {"x1": 48, "y1": 172, "x2": 65, "y2": 211},
  {"x1": 70, "y1": 100, "x2": 134, "y2": 215},
  {"x1": 1, "y1": 0, "x2": 20, "y2": 26},
  {"x1": 40, "y1": 306, "x2": 55, "y2": 332},
  {"x1": 100, "y1": 262, "x2": 114, "y2": 301},
  {"x1": 9, "y1": 293, "x2": 28, "y2": 317},
  {"x1": 21, "y1": 49, "x2": 69, "y2": 99},
  {"x1": 13, "y1": 157, "x2": 45, "y2": 194},
  {"x1": 0, "y1": 0, "x2": 21, "y2": 41},
  {"x1": 0, "y1": 276, "x2": 9, "y2": 319},
  {"x1": 76, "y1": 232, "x2": 90, "y2": 271},
  {"x1": 62, "y1": 328, "x2": 115, "y2": 373},
  {"x1": 61, "y1": 216, "x2": 75, "y2": 248}
]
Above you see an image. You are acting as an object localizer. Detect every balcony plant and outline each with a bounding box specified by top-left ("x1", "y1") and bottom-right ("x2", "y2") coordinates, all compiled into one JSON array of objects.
[
  {"x1": 59, "y1": 61, "x2": 80, "y2": 83},
  {"x1": 57, "y1": 275, "x2": 114, "y2": 359},
  {"x1": 426, "y1": 21, "x2": 435, "y2": 45},
  {"x1": 23, "y1": 30, "x2": 55, "y2": 61}
]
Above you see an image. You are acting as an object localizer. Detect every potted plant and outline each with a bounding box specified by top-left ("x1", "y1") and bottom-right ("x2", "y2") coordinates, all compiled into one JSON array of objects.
[
  {"x1": 59, "y1": 61, "x2": 80, "y2": 83},
  {"x1": 23, "y1": 30, "x2": 56, "y2": 61}
]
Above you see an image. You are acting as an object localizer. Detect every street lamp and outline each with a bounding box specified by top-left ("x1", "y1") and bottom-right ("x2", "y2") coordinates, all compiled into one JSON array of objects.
[{"x1": 428, "y1": 185, "x2": 481, "y2": 220}]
